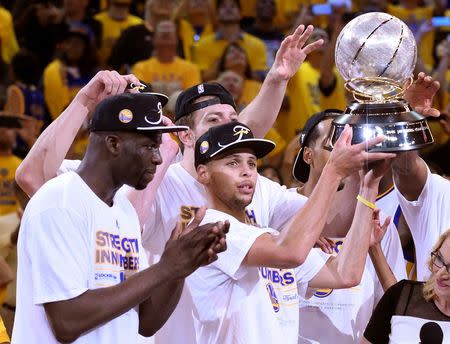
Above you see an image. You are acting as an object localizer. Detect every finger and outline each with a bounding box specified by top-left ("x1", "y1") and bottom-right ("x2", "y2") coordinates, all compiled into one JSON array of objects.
[
  {"x1": 415, "y1": 72, "x2": 425, "y2": 85},
  {"x1": 169, "y1": 221, "x2": 183, "y2": 241},
  {"x1": 357, "y1": 134, "x2": 385, "y2": 151},
  {"x1": 122, "y1": 73, "x2": 141, "y2": 87},
  {"x1": 373, "y1": 208, "x2": 381, "y2": 221},
  {"x1": 114, "y1": 70, "x2": 128, "y2": 94},
  {"x1": 297, "y1": 24, "x2": 313, "y2": 49},
  {"x1": 382, "y1": 216, "x2": 391, "y2": 231},
  {"x1": 334, "y1": 124, "x2": 351, "y2": 148},
  {"x1": 162, "y1": 115, "x2": 175, "y2": 127},
  {"x1": 302, "y1": 39, "x2": 324, "y2": 55},
  {"x1": 275, "y1": 35, "x2": 292, "y2": 59},
  {"x1": 291, "y1": 24, "x2": 305, "y2": 44},
  {"x1": 186, "y1": 206, "x2": 207, "y2": 232},
  {"x1": 99, "y1": 71, "x2": 114, "y2": 98},
  {"x1": 364, "y1": 152, "x2": 396, "y2": 162},
  {"x1": 111, "y1": 70, "x2": 123, "y2": 95}
]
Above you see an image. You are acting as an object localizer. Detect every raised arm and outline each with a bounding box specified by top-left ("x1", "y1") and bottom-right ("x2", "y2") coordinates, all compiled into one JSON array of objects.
[
  {"x1": 239, "y1": 24, "x2": 323, "y2": 138},
  {"x1": 15, "y1": 71, "x2": 140, "y2": 196},
  {"x1": 244, "y1": 126, "x2": 396, "y2": 268},
  {"x1": 45, "y1": 218, "x2": 228, "y2": 342}
]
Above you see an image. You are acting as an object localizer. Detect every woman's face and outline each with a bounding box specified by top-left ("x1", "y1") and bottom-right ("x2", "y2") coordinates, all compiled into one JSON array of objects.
[
  {"x1": 432, "y1": 237, "x2": 450, "y2": 301},
  {"x1": 224, "y1": 45, "x2": 247, "y2": 76}
]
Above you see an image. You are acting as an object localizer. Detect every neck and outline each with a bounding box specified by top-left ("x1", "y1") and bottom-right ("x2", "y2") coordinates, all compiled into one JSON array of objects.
[
  {"x1": 254, "y1": 18, "x2": 273, "y2": 31},
  {"x1": 218, "y1": 23, "x2": 241, "y2": 41},
  {"x1": 155, "y1": 48, "x2": 176, "y2": 63},
  {"x1": 108, "y1": 6, "x2": 128, "y2": 21},
  {"x1": 434, "y1": 297, "x2": 450, "y2": 316},
  {"x1": 298, "y1": 173, "x2": 320, "y2": 197},
  {"x1": 378, "y1": 170, "x2": 393, "y2": 196},
  {"x1": 180, "y1": 149, "x2": 197, "y2": 178},
  {"x1": 76, "y1": 155, "x2": 121, "y2": 206},
  {"x1": 207, "y1": 191, "x2": 247, "y2": 223},
  {"x1": 66, "y1": 9, "x2": 85, "y2": 22}
]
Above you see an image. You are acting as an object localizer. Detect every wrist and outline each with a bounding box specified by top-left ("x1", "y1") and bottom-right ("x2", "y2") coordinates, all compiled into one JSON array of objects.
[
  {"x1": 265, "y1": 69, "x2": 290, "y2": 84},
  {"x1": 323, "y1": 160, "x2": 345, "y2": 182},
  {"x1": 74, "y1": 91, "x2": 95, "y2": 112}
]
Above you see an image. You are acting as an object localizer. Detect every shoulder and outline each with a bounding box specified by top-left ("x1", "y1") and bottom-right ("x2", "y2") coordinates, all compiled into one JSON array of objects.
[
  {"x1": 128, "y1": 15, "x2": 143, "y2": 25},
  {"x1": 242, "y1": 33, "x2": 266, "y2": 48}
]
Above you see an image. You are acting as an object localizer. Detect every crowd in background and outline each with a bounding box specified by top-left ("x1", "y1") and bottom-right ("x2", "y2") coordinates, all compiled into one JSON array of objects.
[{"x1": 0, "y1": 0, "x2": 449, "y2": 340}]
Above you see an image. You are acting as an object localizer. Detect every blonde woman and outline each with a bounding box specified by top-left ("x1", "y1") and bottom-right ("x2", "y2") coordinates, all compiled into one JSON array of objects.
[{"x1": 363, "y1": 230, "x2": 450, "y2": 343}]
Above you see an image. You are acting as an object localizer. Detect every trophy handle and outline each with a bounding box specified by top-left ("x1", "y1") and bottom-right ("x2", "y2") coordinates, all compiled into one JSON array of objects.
[{"x1": 344, "y1": 76, "x2": 410, "y2": 103}]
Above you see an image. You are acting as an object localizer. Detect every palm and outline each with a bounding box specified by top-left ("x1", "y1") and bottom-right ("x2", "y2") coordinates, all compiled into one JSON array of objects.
[{"x1": 272, "y1": 25, "x2": 323, "y2": 81}]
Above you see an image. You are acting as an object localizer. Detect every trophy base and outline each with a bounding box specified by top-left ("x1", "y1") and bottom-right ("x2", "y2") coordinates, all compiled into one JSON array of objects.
[{"x1": 325, "y1": 100, "x2": 434, "y2": 152}]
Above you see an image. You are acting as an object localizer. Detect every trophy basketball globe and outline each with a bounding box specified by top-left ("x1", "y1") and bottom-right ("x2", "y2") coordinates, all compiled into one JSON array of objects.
[{"x1": 326, "y1": 12, "x2": 434, "y2": 152}]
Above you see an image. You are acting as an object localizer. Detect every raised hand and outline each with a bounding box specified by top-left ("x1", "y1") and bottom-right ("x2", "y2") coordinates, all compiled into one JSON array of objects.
[
  {"x1": 270, "y1": 24, "x2": 323, "y2": 82},
  {"x1": 160, "y1": 208, "x2": 229, "y2": 279},
  {"x1": 327, "y1": 125, "x2": 396, "y2": 179},
  {"x1": 404, "y1": 72, "x2": 440, "y2": 117},
  {"x1": 76, "y1": 71, "x2": 141, "y2": 112},
  {"x1": 369, "y1": 209, "x2": 390, "y2": 248}
]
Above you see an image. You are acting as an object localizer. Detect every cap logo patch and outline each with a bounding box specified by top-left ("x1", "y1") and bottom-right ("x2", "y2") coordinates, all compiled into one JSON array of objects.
[
  {"x1": 199, "y1": 140, "x2": 209, "y2": 154},
  {"x1": 218, "y1": 125, "x2": 250, "y2": 147},
  {"x1": 197, "y1": 84, "x2": 204, "y2": 94},
  {"x1": 118, "y1": 109, "x2": 133, "y2": 123},
  {"x1": 144, "y1": 102, "x2": 163, "y2": 125}
]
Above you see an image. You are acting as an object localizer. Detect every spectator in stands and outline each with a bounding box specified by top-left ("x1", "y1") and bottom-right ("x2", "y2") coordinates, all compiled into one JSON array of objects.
[
  {"x1": 108, "y1": 0, "x2": 179, "y2": 72},
  {"x1": 193, "y1": 0, "x2": 267, "y2": 81},
  {"x1": 43, "y1": 25, "x2": 99, "y2": 121},
  {"x1": 363, "y1": 229, "x2": 450, "y2": 343},
  {"x1": 245, "y1": 0, "x2": 284, "y2": 69},
  {"x1": 0, "y1": 5, "x2": 19, "y2": 66},
  {"x1": 94, "y1": 0, "x2": 142, "y2": 67},
  {"x1": 132, "y1": 20, "x2": 201, "y2": 97},
  {"x1": 14, "y1": 1, "x2": 67, "y2": 74},
  {"x1": 174, "y1": 0, "x2": 214, "y2": 61}
]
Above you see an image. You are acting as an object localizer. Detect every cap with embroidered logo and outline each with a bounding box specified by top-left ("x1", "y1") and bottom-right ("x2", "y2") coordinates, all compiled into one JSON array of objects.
[
  {"x1": 195, "y1": 122, "x2": 275, "y2": 167},
  {"x1": 90, "y1": 92, "x2": 188, "y2": 134},
  {"x1": 175, "y1": 82, "x2": 236, "y2": 122}
]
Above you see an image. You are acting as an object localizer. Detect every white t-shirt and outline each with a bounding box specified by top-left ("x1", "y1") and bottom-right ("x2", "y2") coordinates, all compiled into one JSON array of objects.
[
  {"x1": 395, "y1": 169, "x2": 450, "y2": 280},
  {"x1": 297, "y1": 192, "x2": 407, "y2": 344},
  {"x1": 187, "y1": 209, "x2": 326, "y2": 344},
  {"x1": 12, "y1": 171, "x2": 148, "y2": 343}
]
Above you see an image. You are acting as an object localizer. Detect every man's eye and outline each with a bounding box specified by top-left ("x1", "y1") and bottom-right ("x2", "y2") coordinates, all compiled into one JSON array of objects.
[{"x1": 227, "y1": 160, "x2": 238, "y2": 166}]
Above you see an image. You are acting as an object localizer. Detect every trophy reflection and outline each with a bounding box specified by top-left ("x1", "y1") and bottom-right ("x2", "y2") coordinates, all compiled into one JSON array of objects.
[{"x1": 326, "y1": 12, "x2": 434, "y2": 152}]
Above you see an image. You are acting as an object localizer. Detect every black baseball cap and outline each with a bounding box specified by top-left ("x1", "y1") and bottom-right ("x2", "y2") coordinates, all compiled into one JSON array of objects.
[
  {"x1": 90, "y1": 92, "x2": 188, "y2": 134},
  {"x1": 292, "y1": 109, "x2": 343, "y2": 183},
  {"x1": 175, "y1": 82, "x2": 236, "y2": 122},
  {"x1": 195, "y1": 122, "x2": 275, "y2": 167}
]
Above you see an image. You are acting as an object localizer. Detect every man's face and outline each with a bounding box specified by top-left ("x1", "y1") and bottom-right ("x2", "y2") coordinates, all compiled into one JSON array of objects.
[
  {"x1": 0, "y1": 128, "x2": 16, "y2": 151},
  {"x1": 256, "y1": 0, "x2": 276, "y2": 21},
  {"x1": 432, "y1": 237, "x2": 450, "y2": 301},
  {"x1": 217, "y1": 71, "x2": 244, "y2": 101},
  {"x1": 202, "y1": 148, "x2": 258, "y2": 211},
  {"x1": 154, "y1": 21, "x2": 178, "y2": 50},
  {"x1": 63, "y1": 35, "x2": 86, "y2": 63},
  {"x1": 217, "y1": 0, "x2": 241, "y2": 23},
  {"x1": 190, "y1": 100, "x2": 238, "y2": 141},
  {"x1": 304, "y1": 119, "x2": 333, "y2": 179},
  {"x1": 118, "y1": 132, "x2": 163, "y2": 190}
]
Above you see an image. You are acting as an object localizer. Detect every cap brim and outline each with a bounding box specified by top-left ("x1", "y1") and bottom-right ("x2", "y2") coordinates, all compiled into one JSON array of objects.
[
  {"x1": 292, "y1": 147, "x2": 310, "y2": 183},
  {"x1": 210, "y1": 138, "x2": 275, "y2": 160},
  {"x1": 136, "y1": 125, "x2": 189, "y2": 133},
  {"x1": 0, "y1": 114, "x2": 24, "y2": 129}
]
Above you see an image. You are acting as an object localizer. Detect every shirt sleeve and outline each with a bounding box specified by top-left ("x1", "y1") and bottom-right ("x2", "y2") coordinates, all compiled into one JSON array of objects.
[
  {"x1": 294, "y1": 248, "x2": 329, "y2": 298},
  {"x1": 206, "y1": 213, "x2": 271, "y2": 280},
  {"x1": 25, "y1": 208, "x2": 90, "y2": 305},
  {"x1": 57, "y1": 159, "x2": 81, "y2": 175},
  {"x1": 364, "y1": 279, "x2": 407, "y2": 344}
]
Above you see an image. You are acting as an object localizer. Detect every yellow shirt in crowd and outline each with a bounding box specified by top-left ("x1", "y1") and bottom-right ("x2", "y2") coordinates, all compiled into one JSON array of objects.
[
  {"x1": 132, "y1": 56, "x2": 201, "y2": 95},
  {"x1": 194, "y1": 32, "x2": 267, "y2": 74},
  {"x1": 279, "y1": 61, "x2": 346, "y2": 142},
  {"x1": 0, "y1": 155, "x2": 21, "y2": 216},
  {"x1": 178, "y1": 19, "x2": 214, "y2": 62},
  {"x1": 0, "y1": 317, "x2": 9, "y2": 343},
  {"x1": 94, "y1": 11, "x2": 143, "y2": 66},
  {"x1": 43, "y1": 60, "x2": 82, "y2": 120},
  {"x1": 0, "y1": 6, "x2": 19, "y2": 64}
]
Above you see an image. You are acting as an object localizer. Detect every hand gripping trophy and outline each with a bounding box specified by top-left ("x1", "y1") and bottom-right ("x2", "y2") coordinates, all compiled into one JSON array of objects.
[{"x1": 326, "y1": 12, "x2": 434, "y2": 152}]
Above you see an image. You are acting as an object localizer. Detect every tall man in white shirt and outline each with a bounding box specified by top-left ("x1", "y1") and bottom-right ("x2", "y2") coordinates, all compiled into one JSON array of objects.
[
  {"x1": 188, "y1": 121, "x2": 393, "y2": 344},
  {"x1": 12, "y1": 92, "x2": 228, "y2": 343}
]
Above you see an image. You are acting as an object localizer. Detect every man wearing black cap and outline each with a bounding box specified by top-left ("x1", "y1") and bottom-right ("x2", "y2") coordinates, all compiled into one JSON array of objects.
[
  {"x1": 291, "y1": 110, "x2": 408, "y2": 344},
  {"x1": 187, "y1": 121, "x2": 391, "y2": 344},
  {"x1": 12, "y1": 92, "x2": 228, "y2": 343}
]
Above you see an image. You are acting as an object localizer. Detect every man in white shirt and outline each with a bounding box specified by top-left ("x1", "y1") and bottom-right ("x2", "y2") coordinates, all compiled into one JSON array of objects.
[
  {"x1": 12, "y1": 92, "x2": 228, "y2": 343},
  {"x1": 188, "y1": 121, "x2": 392, "y2": 344}
]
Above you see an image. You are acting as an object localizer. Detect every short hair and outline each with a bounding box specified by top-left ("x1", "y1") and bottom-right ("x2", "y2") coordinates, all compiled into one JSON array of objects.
[
  {"x1": 11, "y1": 50, "x2": 41, "y2": 85},
  {"x1": 216, "y1": 0, "x2": 240, "y2": 10},
  {"x1": 423, "y1": 229, "x2": 450, "y2": 302},
  {"x1": 217, "y1": 43, "x2": 253, "y2": 79}
]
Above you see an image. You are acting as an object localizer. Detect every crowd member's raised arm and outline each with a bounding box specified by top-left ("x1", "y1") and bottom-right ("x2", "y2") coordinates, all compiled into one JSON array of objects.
[
  {"x1": 239, "y1": 24, "x2": 323, "y2": 138},
  {"x1": 15, "y1": 71, "x2": 140, "y2": 196}
]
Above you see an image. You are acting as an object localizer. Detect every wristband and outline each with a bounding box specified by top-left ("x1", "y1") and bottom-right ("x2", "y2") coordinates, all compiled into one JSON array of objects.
[{"x1": 356, "y1": 194, "x2": 376, "y2": 210}]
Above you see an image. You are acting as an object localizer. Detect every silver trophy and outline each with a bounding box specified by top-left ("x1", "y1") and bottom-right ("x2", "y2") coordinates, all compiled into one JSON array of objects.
[{"x1": 326, "y1": 12, "x2": 434, "y2": 152}]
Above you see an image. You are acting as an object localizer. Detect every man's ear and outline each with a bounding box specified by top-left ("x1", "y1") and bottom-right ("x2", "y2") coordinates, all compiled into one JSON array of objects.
[
  {"x1": 178, "y1": 129, "x2": 196, "y2": 149},
  {"x1": 196, "y1": 164, "x2": 210, "y2": 185},
  {"x1": 105, "y1": 134, "x2": 122, "y2": 156},
  {"x1": 303, "y1": 147, "x2": 313, "y2": 166}
]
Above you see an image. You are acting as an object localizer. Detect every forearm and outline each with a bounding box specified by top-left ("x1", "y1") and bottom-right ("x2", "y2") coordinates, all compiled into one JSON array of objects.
[
  {"x1": 15, "y1": 93, "x2": 89, "y2": 196},
  {"x1": 369, "y1": 244, "x2": 397, "y2": 291},
  {"x1": 279, "y1": 163, "x2": 342, "y2": 263},
  {"x1": 332, "y1": 185, "x2": 377, "y2": 287},
  {"x1": 392, "y1": 152, "x2": 428, "y2": 201},
  {"x1": 239, "y1": 73, "x2": 288, "y2": 138},
  {"x1": 138, "y1": 279, "x2": 185, "y2": 337},
  {"x1": 46, "y1": 261, "x2": 176, "y2": 342}
]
